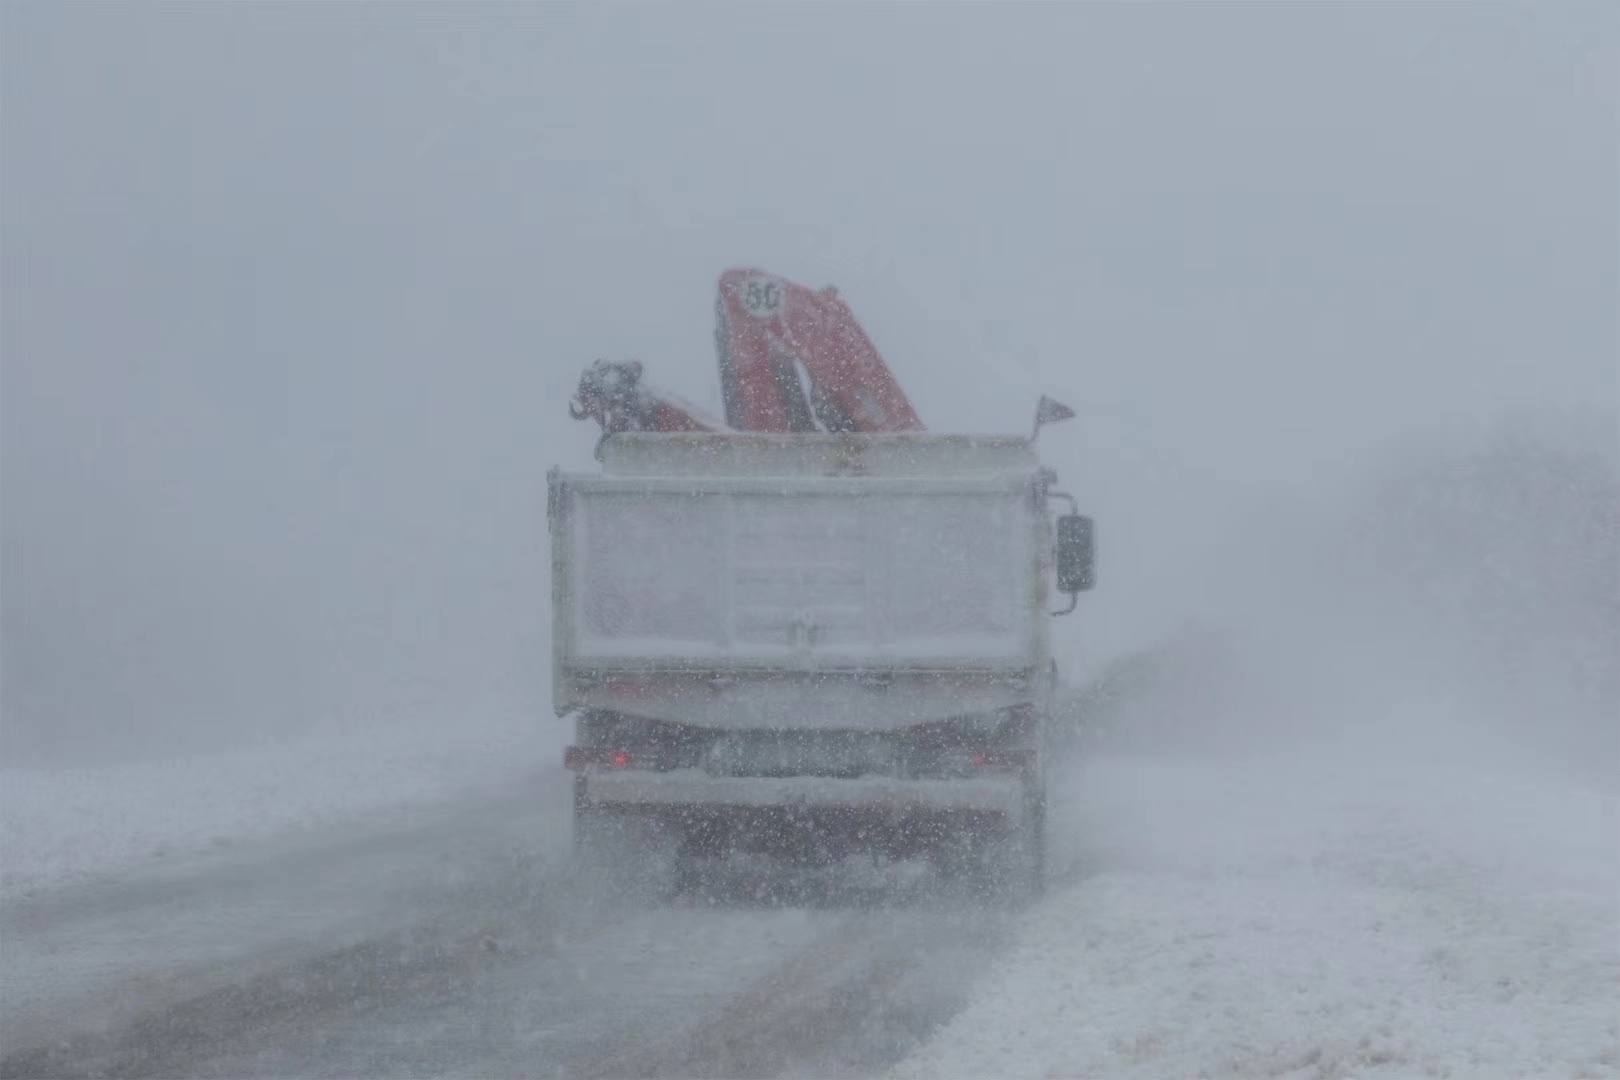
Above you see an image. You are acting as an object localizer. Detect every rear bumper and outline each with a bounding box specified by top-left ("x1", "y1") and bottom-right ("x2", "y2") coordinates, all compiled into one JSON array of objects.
[{"x1": 581, "y1": 770, "x2": 1026, "y2": 819}]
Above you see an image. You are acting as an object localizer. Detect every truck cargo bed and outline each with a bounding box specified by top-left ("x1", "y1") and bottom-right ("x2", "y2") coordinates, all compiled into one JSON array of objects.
[{"x1": 549, "y1": 435, "x2": 1048, "y2": 696}]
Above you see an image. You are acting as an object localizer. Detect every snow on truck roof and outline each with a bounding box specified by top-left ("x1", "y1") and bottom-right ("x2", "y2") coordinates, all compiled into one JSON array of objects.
[{"x1": 596, "y1": 432, "x2": 1042, "y2": 478}]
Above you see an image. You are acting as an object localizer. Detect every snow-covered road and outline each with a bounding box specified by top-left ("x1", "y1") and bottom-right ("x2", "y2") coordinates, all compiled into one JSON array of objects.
[
  {"x1": 895, "y1": 751, "x2": 1619, "y2": 1080},
  {"x1": 0, "y1": 780, "x2": 572, "y2": 1055},
  {"x1": 0, "y1": 728, "x2": 1011, "y2": 1078},
  {"x1": 3, "y1": 723, "x2": 1614, "y2": 1078},
  {"x1": 1, "y1": 774, "x2": 1011, "y2": 1079}
]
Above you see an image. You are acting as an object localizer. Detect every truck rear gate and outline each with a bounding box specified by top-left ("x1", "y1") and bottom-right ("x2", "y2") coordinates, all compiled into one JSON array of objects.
[{"x1": 550, "y1": 440, "x2": 1047, "y2": 694}]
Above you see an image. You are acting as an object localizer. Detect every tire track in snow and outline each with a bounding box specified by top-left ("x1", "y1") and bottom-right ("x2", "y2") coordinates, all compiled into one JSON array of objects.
[{"x1": 2, "y1": 782, "x2": 1023, "y2": 1079}]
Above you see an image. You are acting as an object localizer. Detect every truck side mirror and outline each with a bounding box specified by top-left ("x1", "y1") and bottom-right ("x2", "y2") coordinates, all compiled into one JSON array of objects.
[{"x1": 1056, "y1": 514, "x2": 1095, "y2": 594}]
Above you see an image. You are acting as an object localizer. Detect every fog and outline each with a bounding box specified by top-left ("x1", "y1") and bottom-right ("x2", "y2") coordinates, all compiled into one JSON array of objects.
[
  {"x1": 1074, "y1": 410, "x2": 1618, "y2": 787},
  {"x1": 3, "y1": 3, "x2": 1614, "y2": 770}
]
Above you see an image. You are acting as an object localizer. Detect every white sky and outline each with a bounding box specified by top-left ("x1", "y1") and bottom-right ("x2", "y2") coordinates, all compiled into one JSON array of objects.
[{"x1": 3, "y1": 3, "x2": 1614, "y2": 760}]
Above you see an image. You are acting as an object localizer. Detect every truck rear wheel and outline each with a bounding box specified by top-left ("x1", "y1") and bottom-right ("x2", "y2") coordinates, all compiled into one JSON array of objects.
[
  {"x1": 573, "y1": 777, "x2": 680, "y2": 904},
  {"x1": 974, "y1": 787, "x2": 1045, "y2": 905},
  {"x1": 571, "y1": 776, "x2": 612, "y2": 861},
  {"x1": 1025, "y1": 787, "x2": 1048, "y2": 898}
]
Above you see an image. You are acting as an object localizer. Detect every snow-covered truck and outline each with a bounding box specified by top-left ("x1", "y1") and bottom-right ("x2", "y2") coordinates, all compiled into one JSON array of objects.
[{"x1": 550, "y1": 430, "x2": 1095, "y2": 898}]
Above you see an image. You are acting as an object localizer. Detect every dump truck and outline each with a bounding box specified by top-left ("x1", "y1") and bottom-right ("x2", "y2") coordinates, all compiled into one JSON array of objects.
[{"x1": 553, "y1": 270, "x2": 1095, "y2": 899}]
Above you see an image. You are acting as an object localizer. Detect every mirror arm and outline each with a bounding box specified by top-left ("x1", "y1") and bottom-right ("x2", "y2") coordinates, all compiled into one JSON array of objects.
[{"x1": 1051, "y1": 591, "x2": 1079, "y2": 617}]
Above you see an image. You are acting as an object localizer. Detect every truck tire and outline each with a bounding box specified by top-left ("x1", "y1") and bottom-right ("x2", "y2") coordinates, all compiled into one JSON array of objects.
[
  {"x1": 974, "y1": 786, "x2": 1045, "y2": 905},
  {"x1": 572, "y1": 775, "x2": 609, "y2": 861},
  {"x1": 573, "y1": 776, "x2": 679, "y2": 904},
  {"x1": 1026, "y1": 786, "x2": 1048, "y2": 899}
]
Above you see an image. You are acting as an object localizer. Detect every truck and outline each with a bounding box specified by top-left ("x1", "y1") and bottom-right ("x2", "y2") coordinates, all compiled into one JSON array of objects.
[{"x1": 551, "y1": 270, "x2": 1095, "y2": 901}]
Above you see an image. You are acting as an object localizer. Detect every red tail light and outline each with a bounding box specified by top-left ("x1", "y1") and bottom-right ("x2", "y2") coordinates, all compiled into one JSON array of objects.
[
  {"x1": 564, "y1": 746, "x2": 636, "y2": 771},
  {"x1": 964, "y1": 747, "x2": 1033, "y2": 771}
]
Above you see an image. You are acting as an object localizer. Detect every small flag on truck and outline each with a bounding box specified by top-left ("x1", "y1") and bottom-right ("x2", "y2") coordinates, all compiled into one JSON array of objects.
[{"x1": 1032, "y1": 395, "x2": 1076, "y2": 439}]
